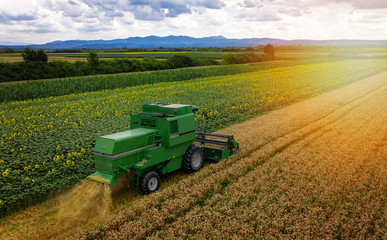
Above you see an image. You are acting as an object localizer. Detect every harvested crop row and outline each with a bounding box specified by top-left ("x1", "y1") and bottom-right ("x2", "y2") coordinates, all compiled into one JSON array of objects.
[
  {"x1": 107, "y1": 75, "x2": 387, "y2": 240},
  {"x1": 146, "y1": 81, "x2": 387, "y2": 239},
  {"x1": 71, "y1": 72, "x2": 387, "y2": 239}
]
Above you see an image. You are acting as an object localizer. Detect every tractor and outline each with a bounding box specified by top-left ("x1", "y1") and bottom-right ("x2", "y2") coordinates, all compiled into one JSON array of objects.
[{"x1": 87, "y1": 103, "x2": 239, "y2": 194}]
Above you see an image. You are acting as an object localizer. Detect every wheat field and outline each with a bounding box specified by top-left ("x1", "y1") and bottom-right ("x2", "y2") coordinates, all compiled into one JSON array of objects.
[{"x1": 67, "y1": 72, "x2": 386, "y2": 240}]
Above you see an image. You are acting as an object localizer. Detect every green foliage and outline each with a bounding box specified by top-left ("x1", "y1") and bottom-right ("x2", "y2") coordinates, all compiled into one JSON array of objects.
[
  {"x1": 0, "y1": 54, "x2": 220, "y2": 83},
  {"x1": 167, "y1": 55, "x2": 196, "y2": 68},
  {"x1": 0, "y1": 47, "x2": 15, "y2": 53},
  {"x1": 92, "y1": 52, "x2": 224, "y2": 59},
  {"x1": 0, "y1": 61, "x2": 87, "y2": 82},
  {"x1": 44, "y1": 52, "x2": 224, "y2": 60},
  {"x1": 263, "y1": 44, "x2": 276, "y2": 57},
  {"x1": 22, "y1": 47, "x2": 48, "y2": 63},
  {"x1": 53, "y1": 49, "x2": 82, "y2": 53},
  {"x1": 87, "y1": 51, "x2": 99, "y2": 67},
  {"x1": 221, "y1": 52, "x2": 272, "y2": 64}
]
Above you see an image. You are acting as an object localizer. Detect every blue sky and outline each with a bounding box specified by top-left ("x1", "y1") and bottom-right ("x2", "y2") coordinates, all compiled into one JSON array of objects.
[{"x1": 1, "y1": 0, "x2": 387, "y2": 44}]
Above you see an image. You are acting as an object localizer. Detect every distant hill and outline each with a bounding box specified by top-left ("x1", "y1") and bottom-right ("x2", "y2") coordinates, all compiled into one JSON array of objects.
[{"x1": 1, "y1": 35, "x2": 387, "y2": 49}]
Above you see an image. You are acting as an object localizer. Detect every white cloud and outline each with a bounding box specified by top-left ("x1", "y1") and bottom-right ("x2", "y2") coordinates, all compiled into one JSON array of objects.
[
  {"x1": 0, "y1": 0, "x2": 386, "y2": 44},
  {"x1": 237, "y1": 0, "x2": 257, "y2": 8},
  {"x1": 321, "y1": 0, "x2": 387, "y2": 9},
  {"x1": 278, "y1": 8, "x2": 302, "y2": 17}
]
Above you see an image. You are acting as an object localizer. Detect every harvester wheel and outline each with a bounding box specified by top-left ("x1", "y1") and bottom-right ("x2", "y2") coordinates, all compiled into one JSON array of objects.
[
  {"x1": 142, "y1": 171, "x2": 160, "y2": 194},
  {"x1": 183, "y1": 145, "x2": 204, "y2": 173}
]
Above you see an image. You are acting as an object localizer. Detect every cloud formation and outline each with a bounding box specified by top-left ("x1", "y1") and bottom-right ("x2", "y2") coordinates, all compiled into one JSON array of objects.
[
  {"x1": 0, "y1": 0, "x2": 386, "y2": 44},
  {"x1": 237, "y1": 0, "x2": 256, "y2": 8},
  {"x1": 285, "y1": 0, "x2": 387, "y2": 10},
  {"x1": 278, "y1": 8, "x2": 302, "y2": 17},
  {"x1": 0, "y1": 11, "x2": 37, "y2": 23},
  {"x1": 77, "y1": 0, "x2": 225, "y2": 21},
  {"x1": 326, "y1": 0, "x2": 387, "y2": 9},
  {"x1": 236, "y1": 12, "x2": 282, "y2": 22}
]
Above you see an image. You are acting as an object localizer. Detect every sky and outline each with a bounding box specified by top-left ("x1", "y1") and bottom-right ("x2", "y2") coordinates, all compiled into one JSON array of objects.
[{"x1": 0, "y1": 0, "x2": 387, "y2": 45}]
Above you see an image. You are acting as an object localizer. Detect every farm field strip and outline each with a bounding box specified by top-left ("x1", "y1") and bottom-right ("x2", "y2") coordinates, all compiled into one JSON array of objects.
[
  {"x1": 1, "y1": 59, "x2": 386, "y2": 217},
  {"x1": 157, "y1": 80, "x2": 387, "y2": 234},
  {"x1": 127, "y1": 78, "x2": 382, "y2": 238},
  {"x1": 158, "y1": 97, "x2": 386, "y2": 240},
  {"x1": 70, "y1": 71, "x2": 387, "y2": 240},
  {"x1": 210, "y1": 74, "x2": 387, "y2": 240},
  {"x1": 0, "y1": 51, "x2": 225, "y2": 62},
  {"x1": 0, "y1": 60, "x2": 295, "y2": 102},
  {"x1": 0, "y1": 56, "x2": 88, "y2": 63}
]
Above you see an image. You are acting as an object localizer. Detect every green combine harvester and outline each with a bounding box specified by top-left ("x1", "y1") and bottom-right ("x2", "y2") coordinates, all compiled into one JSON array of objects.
[{"x1": 87, "y1": 103, "x2": 239, "y2": 194}]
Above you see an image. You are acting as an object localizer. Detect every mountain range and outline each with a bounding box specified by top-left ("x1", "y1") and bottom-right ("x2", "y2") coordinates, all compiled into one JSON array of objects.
[{"x1": 2, "y1": 35, "x2": 387, "y2": 49}]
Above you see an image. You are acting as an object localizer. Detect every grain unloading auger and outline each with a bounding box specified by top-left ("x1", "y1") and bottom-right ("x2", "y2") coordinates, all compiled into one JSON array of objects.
[{"x1": 87, "y1": 103, "x2": 240, "y2": 194}]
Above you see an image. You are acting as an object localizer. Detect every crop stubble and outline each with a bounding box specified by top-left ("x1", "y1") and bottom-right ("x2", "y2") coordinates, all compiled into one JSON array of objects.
[
  {"x1": 153, "y1": 74, "x2": 386, "y2": 239},
  {"x1": 70, "y1": 72, "x2": 386, "y2": 239}
]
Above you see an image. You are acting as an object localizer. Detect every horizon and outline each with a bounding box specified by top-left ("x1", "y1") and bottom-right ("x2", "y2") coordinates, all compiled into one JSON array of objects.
[{"x1": 2, "y1": 35, "x2": 387, "y2": 47}]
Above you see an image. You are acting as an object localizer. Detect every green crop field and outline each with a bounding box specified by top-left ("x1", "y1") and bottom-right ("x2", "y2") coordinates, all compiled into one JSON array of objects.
[
  {"x1": 61, "y1": 52, "x2": 225, "y2": 59},
  {"x1": 1, "y1": 47, "x2": 386, "y2": 63},
  {"x1": 0, "y1": 60, "x2": 300, "y2": 102},
  {"x1": 0, "y1": 51, "x2": 225, "y2": 62}
]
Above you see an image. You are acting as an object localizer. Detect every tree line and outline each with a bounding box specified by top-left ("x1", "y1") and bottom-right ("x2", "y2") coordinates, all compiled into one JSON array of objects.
[
  {"x1": 0, "y1": 48, "x2": 218, "y2": 82},
  {"x1": 0, "y1": 45, "x2": 276, "y2": 82},
  {"x1": 221, "y1": 44, "x2": 276, "y2": 64}
]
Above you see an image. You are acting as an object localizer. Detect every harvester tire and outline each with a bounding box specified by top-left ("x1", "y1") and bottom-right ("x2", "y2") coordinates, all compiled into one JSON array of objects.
[
  {"x1": 142, "y1": 171, "x2": 160, "y2": 194},
  {"x1": 183, "y1": 145, "x2": 204, "y2": 173}
]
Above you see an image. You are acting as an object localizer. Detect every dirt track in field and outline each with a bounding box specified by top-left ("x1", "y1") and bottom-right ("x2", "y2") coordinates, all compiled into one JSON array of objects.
[{"x1": 1, "y1": 71, "x2": 386, "y2": 240}]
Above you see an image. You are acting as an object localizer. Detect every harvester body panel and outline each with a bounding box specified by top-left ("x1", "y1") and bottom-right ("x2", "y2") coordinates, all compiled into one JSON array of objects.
[
  {"x1": 88, "y1": 128, "x2": 158, "y2": 185},
  {"x1": 94, "y1": 128, "x2": 156, "y2": 155}
]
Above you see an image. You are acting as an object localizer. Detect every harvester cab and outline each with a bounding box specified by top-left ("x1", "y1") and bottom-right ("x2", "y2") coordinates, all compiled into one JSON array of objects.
[{"x1": 87, "y1": 103, "x2": 239, "y2": 194}]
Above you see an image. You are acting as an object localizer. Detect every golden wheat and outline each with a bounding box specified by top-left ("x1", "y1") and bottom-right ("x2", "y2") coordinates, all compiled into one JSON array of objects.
[{"x1": 69, "y1": 73, "x2": 387, "y2": 239}]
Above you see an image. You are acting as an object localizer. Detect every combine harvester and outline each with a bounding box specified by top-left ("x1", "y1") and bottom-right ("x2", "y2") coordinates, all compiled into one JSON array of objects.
[{"x1": 87, "y1": 103, "x2": 239, "y2": 194}]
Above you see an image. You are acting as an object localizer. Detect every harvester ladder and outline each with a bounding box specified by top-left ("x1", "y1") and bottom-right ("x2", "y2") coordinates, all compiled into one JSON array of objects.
[{"x1": 131, "y1": 166, "x2": 141, "y2": 189}]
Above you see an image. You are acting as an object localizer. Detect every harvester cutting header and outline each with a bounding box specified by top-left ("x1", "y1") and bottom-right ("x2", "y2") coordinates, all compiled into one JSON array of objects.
[{"x1": 87, "y1": 103, "x2": 240, "y2": 194}]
